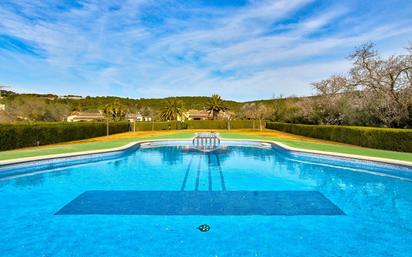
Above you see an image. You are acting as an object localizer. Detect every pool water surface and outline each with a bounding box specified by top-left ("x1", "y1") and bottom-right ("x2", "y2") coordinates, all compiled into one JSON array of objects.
[{"x1": 0, "y1": 140, "x2": 411, "y2": 256}]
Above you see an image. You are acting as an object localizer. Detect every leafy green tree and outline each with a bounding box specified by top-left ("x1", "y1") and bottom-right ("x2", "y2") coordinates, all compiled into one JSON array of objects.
[
  {"x1": 206, "y1": 94, "x2": 228, "y2": 120},
  {"x1": 102, "y1": 100, "x2": 127, "y2": 121},
  {"x1": 160, "y1": 98, "x2": 185, "y2": 121}
]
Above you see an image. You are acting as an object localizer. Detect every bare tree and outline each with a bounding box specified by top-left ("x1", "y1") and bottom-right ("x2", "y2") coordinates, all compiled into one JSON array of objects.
[
  {"x1": 240, "y1": 103, "x2": 271, "y2": 130},
  {"x1": 240, "y1": 103, "x2": 257, "y2": 129},
  {"x1": 307, "y1": 42, "x2": 412, "y2": 127},
  {"x1": 311, "y1": 75, "x2": 353, "y2": 125},
  {"x1": 140, "y1": 106, "x2": 158, "y2": 131},
  {"x1": 348, "y1": 43, "x2": 412, "y2": 127},
  {"x1": 255, "y1": 103, "x2": 272, "y2": 131}
]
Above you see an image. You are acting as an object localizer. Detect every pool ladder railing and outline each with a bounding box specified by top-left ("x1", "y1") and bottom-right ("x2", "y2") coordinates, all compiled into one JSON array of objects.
[{"x1": 192, "y1": 132, "x2": 221, "y2": 147}]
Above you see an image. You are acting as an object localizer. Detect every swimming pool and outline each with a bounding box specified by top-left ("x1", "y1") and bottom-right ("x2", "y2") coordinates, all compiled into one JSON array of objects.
[{"x1": 0, "y1": 140, "x2": 411, "y2": 256}]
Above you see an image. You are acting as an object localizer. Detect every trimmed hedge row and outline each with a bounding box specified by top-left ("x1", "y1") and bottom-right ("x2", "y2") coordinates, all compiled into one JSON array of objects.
[
  {"x1": 132, "y1": 121, "x2": 187, "y2": 131},
  {"x1": 230, "y1": 120, "x2": 266, "y2": 129},
  {"x1": 0, "y1": 122, "x2": 130, "y2": 151},
  {"x1": 186, "y1": 120, "x2": 227, "y2": 129},
  {"x1": 266, "y1": 122, "x2": 412, "y2": 152},
  {"x1": 186, "y1": 120, "x2": 264, "y2": 129},
  {"x1": 132, "y1": 120, "x2": 262, "y2": 130},
  {"x1": 0, "y1": 120, "x2": 265, "y2": 151}
]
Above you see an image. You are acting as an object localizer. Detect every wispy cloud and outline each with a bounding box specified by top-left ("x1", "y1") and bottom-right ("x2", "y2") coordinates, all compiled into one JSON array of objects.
[{"x1": 0, "y1": 0, "x2": 411, "y2": 100}]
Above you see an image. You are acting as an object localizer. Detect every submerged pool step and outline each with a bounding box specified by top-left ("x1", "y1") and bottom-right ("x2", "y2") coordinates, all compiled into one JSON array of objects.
[{"x1": 55, "y1": 190, "x2": 345, "y2": 216}]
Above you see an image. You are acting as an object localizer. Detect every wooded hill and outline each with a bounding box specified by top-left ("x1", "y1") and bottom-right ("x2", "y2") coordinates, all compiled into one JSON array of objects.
[{"x1": 1, "y1": 90, "x2": 296, "y2": 113}]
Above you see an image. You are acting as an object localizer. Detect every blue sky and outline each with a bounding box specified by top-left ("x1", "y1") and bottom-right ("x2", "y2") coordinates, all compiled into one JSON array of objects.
[{"x1": 0, "y1": 0, "x2": 411, "y2": 101}]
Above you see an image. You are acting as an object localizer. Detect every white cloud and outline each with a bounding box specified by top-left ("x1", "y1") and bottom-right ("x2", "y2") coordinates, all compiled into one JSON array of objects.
[{"x1": 0, "y1": 0, "x2": 411, "y2": 100}]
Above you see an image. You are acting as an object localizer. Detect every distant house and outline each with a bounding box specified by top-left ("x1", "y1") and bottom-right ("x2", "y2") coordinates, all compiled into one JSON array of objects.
[
  {"x1": 127, "y1": 113, "x2": 152, "y2": 122},
  {"x1": 67, "y1": 112, "x2": 105, "y2": 122},
  {"x1": 186, "y1": 109, "x2": 209, "y2": 120},
  {"x1": 59, "y1": 95, "x2": 83, "y2": 100},
  {"x1": 67, "y1": 111, "x2": 153, "y2": 122}
]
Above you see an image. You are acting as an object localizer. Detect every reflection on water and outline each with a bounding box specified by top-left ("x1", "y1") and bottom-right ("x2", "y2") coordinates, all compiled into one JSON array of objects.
[
  {"x1": 270, "y1": 147, "x2": 412, "y2": 228},
  {"x1": 1, "y1": 143, "x2": 412, "y2": 225},
  {"x1": 1, "y1": 142, "x2": 412, "y2": 256},
  {"x1": 3, "y1": 166, "x2": 74, "y2": 188},
  {"x1": 141, "y1": 146, "x2": 185, "y2": 165},
  {"x1": 228, "y1": 146, "x2": 274, "y2": 161}
]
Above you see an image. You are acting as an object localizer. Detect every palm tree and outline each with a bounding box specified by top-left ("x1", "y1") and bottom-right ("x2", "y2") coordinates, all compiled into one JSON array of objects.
[
  {"x1": 160, "y1": 98, "x2": 185, "y2": 121},
  {"x1": 206, "y1": 94, "x2": 228, "y2": 120},
  {"x1": 102, "y1": 100, "x2": 127, "y2": 121},
  {"x1": 101, "y1": 100, "x2": 128, "y2": 136}
]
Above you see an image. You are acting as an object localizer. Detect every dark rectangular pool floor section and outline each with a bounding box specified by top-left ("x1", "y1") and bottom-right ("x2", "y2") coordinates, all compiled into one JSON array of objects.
[{"x1": 55, "y1": 191, "x2": 344, "y2": 216}]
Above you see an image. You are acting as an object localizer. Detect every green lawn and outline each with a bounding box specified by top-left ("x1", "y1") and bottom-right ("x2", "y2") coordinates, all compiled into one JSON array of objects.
[
  {"x1": 1, "y1": 131, "x2": 411, "y2": 162},
  {"x1": 220, "y1": 132, "x2": 412, "y2": 162},
  {"x1": 0, "y1": 132, "x2": 195, "y2": 161}
]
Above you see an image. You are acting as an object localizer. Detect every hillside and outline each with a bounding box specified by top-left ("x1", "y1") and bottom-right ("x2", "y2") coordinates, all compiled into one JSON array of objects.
[{"x1": 1, "y1": 91, "x2": 297, "y2": 113}]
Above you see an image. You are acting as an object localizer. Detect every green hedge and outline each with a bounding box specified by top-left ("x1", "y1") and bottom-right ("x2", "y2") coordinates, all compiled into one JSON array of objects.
[
  {"x1": 0, "y1": 122, "x2": 130, "y2": 151},
  {"x1": 131, "y1": 121, "x2": 187, "y2": 131},
  {"x1": 131, "y1": 120, "x2": 260, "y2": 130},
  {"x1": 0, "y1": 120, "x2": 265, "y2": 151},
  {"x1": 186, "y1": 120, "x2": 263, "y2": 129},
  {"x1": 266, "y1": 122, "x2": 412, "y2": 152},
  {"x1": 186, "y1": 120, "x2": 228, "y2": 129},
  {"x1": 230, "y1": 120, "x2": 265, "y2": 129}
]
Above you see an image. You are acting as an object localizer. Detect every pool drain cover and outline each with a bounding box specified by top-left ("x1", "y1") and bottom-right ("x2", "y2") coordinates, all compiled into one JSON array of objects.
[{"x1": 198, "y1": 224, "x2": 210, "y2": 232}]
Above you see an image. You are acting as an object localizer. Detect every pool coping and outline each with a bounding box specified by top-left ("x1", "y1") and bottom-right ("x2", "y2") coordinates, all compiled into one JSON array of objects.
[{"x1": 0, "y1": 138, "x2": 411, "y2": 168}]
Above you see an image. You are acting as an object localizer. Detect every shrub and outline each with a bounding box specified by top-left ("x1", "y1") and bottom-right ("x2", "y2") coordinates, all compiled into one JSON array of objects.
[
  {"x1": 266, "y1": 122, "x2": 412, "y2": 152},
  {"x1": 0, "y1": 122, "x2": 130, "y2": 151}
]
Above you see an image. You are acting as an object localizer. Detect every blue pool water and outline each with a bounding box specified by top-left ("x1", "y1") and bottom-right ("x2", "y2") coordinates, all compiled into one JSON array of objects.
[{"x1": 0, "y1": 140, "x2": 412, "y2": 256}]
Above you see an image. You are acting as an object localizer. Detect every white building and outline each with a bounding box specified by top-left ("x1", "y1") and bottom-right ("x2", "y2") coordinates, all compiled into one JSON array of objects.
[{"x1": 127, "y1": 113, "x2": 152, "y2": 122}]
